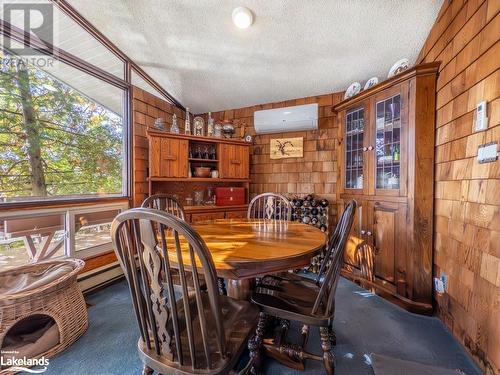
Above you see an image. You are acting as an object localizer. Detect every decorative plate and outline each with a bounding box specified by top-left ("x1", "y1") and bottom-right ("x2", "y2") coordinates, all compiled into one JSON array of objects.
[
  {"x1": 388, "y1": 58, "x2": 410, "y2": 78},
  {"x1": 364, "y1": 77, "x2": 379, "y2": 90},
  {"x1": 344, "y1": 82, "x2": 361, "y2": 99}
]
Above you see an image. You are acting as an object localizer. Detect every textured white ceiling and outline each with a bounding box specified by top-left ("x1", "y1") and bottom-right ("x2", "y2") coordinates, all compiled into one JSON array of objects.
[{"x1": 67, "y1": 0, "x2": 442, "y2": 114}]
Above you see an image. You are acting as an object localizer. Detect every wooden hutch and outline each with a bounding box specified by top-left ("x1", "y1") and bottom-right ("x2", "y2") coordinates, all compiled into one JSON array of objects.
[
  {"x1": 334, "y1": 62, "x2": 439, "y2": 313},
  {"x1": 147, "y1": 130, "x2": 251, "y2": 223}
]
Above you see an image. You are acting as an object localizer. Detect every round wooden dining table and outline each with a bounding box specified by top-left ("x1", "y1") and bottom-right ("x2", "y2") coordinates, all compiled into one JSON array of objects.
[{"x1": 191, "y1": 218, "x2": 327, "y2": 299}]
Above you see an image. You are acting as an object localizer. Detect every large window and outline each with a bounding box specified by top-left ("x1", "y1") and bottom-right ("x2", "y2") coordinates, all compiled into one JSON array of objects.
[
  {"x1": 0, "y1": 1, "x2": 180, "y2": 270},
  {"x1": 0, "y1": 0, "x2": 128, "y2": 204},
  {"x1": 0, "y1": 48, "x2": 126, "y2": 202}
]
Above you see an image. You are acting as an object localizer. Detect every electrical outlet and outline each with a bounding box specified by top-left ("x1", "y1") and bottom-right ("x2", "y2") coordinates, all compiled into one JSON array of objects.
[
  {"x1": 434, "y1": 277, "x2": 445, "y2": 293},
  {"x1": 440, "y1": 273, "x2": 448, "y2": 292}
]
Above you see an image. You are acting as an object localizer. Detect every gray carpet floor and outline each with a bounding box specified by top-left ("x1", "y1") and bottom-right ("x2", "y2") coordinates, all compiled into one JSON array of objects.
[{"x1": 41, "y1": 278, "x2": 482, "y2": 375}]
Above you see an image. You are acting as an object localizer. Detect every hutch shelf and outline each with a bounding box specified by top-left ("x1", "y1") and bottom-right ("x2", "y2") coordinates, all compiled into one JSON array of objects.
[
  {"x1": 147, "y1": 130, "x2": 251, "y2": 223},
  {"x1": 334, "y1": 62, "x2": 440, "y2": 313}
]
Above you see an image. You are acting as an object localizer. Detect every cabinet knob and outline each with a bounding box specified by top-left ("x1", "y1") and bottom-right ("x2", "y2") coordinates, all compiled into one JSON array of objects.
[
  {"x1": 366, "y1": 231, "x2": 372, "y2": 236},
  {"x1": 362, "y1": 147, "x2": 368, "y2": 152},
  {"x1": 368, "y1": 146, "x2": 374, "y2": 151},
  {"x1": 361, "y1": 229, "x2": 366, "y2": 235}
]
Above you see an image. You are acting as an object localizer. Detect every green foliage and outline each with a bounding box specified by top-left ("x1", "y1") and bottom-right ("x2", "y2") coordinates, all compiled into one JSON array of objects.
[{"x1": 0, "y1": 54, "x2": 123, "y2": 200}]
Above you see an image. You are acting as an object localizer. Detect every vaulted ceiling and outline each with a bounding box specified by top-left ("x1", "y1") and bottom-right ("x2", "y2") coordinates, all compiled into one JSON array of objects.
[{"x1": 67, "y1": 0, "x2": 442, "y2": 114}]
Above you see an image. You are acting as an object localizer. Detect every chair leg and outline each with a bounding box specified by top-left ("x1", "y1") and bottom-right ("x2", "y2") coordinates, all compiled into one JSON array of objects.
[
  {"x1": 248, "y1": 312, "x2": 267, "y2": 374},
  {"x1": 301, "y1": 324, "x2": 309, "y2": 347},
  {"x1": 217, "y1": 277, "x2": 227, "y2": 295},
  {"x1": 142, "y1": 365, "x2": 154, "y2": 375},
  {"x1": 320, "y1": 327, "x2": 335, "y2": 375},
  {"x1": 328, "y1": 325, "x2": 337, "y2": 346}
]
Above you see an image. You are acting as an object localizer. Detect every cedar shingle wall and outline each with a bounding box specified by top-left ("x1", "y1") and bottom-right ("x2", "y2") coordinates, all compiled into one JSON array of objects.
[
  {"x1": 198, "y1": 92, "x2": 344, "y2": 225},
  {"x1": 132, "y1": 86, "x2": 185, "y2": 206},
  {"x1": 418, "y1": 0, "x2": 499, "y2": 373}
]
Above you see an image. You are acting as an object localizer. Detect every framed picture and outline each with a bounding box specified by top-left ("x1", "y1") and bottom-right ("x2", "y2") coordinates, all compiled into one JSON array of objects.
[{"x1": 270, "y1": 137, "x2": 304, "y2": 159}]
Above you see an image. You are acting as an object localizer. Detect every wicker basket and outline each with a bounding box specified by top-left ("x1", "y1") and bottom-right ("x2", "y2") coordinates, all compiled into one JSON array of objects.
[{"x1": 0, "y1": 259, "x2": 88, "y2": 374}]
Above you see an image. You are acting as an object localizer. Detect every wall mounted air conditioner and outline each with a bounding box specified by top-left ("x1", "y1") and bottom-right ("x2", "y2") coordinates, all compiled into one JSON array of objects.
[{"x1": 254, "y1": 103, "x2": 318, "y2": 134}]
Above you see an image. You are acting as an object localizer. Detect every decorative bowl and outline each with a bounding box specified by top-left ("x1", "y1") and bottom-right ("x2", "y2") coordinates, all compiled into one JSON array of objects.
[
  {"x1": 222, "y1": 123, "x2": 235, "y2": 138},
  {"x1": 193, "y1": 167, "x2": 211, "y2": 178}
]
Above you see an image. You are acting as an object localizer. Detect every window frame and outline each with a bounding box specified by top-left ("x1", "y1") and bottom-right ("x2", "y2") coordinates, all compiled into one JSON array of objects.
[
  {"x1": 0, "y1": 0, "x2": 184, "y2": 209},
  {"x1": 0, "y1": 201, "x2": 128, "y2": 263}
]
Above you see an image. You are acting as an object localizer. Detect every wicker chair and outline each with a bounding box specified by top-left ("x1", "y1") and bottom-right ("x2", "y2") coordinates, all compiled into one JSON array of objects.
[
  {"x1": 247, "y1": 193, "x2": 292, "y2": 221},
  {"x1": 111, "y1": 208, "x2": 259, "y2": 375},
  {"x1": 0, "y1": 259, "x2": 88, "y2": 374}
]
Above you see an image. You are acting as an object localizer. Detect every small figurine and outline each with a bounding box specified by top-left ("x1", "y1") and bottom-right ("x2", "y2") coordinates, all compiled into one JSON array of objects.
[
  {"x1": 193, "y1": 116, "x2": 205, "y2": 136},
  {"x1": 214, "y1": 123, "x2": 222, "y2": 138},
  {"x1": 170, "y1": 113, "x2": 179, "y2": 134},
  {"x1": 184, "y1": 107, "x2": 191, "y2": 135},
  {"x1": 154, "y1": 117, "x2": 166, "y2": 130},
  {"x1": 207, "y1": 112, "x2": 215, "y2": 137}
]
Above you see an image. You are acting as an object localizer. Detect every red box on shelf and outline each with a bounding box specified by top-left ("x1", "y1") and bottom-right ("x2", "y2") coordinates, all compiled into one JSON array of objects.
[{"x1": 215, "y1": 187, "x2": 245, "y2": 206}]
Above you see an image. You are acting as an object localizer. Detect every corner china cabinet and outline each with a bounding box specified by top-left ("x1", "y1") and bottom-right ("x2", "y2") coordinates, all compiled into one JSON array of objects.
[{"x1": 334, "y1": 62, "x2": 439, "y2": 313}]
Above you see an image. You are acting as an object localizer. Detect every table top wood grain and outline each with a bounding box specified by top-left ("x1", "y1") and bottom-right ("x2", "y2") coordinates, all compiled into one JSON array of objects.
[{"x1": 188, "y1": 218, "x2": 326, "y2": 279}]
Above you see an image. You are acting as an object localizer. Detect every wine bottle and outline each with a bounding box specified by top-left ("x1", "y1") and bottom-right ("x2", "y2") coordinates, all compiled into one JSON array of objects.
[{"x1": 393, "y1": 144, "x2": 400, "y2": 161}]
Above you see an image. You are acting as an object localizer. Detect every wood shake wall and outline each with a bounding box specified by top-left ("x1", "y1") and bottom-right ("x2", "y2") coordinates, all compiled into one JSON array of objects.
[
  {"x1": 417, "y1": 0, "x2": 499, "y2": 373},
  {"x1": 132, "y1": 86, "x2": 185, "y2": 206},
  {"x1": 198, "y1": 92, "x2": 344, "y2": 225}
]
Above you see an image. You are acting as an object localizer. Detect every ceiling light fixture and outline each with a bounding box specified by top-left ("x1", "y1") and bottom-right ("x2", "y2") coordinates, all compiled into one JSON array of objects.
[{"x1": 232, "y1": 7, "x2": 253, "y2": 29}]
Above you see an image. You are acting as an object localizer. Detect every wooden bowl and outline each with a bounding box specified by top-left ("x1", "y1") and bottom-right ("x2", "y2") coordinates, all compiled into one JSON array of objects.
[{"x1": 193, "y1": 167, "x2": 211, "y2": 178}]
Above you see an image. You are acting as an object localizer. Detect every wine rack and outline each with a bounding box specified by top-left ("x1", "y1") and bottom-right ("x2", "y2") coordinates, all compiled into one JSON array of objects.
[{"x1": 289, "y1": 194, "x2": 329, "y2": 274}]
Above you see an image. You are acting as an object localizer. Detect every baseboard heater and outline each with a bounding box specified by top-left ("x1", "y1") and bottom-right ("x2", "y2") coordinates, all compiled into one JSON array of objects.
[{"x1": 77, "y1": 261, "x2": 124, "y2": 295}]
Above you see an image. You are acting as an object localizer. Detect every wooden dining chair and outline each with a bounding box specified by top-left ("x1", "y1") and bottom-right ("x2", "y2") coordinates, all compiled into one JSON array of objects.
[
  {"x1": 249, "y1": 200, "x2": 357, "y2": 375},
  {"x1": 247, "y1": 193, "x2": 292, "y2": 221},
  {"x1": 256, "y1": 199, "x2": 355, "y2": 296},
  {"x1": 141, "y1": 194, "x2": 185, "y2": 220},
  {"x1": 111, "y1": 208, "x2": 259, "y2": 375},
  {"x1": 142, "y1": 194, "x2": 230, "y2": 295}
]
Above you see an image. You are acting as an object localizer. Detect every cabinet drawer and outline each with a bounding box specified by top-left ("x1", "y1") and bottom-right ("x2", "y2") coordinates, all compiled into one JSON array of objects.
[
  {"x1": 225, "y1": 210, "x2": 247, "y2": 219},
  {"x1": 190, "y1": 212, "x2": 225, "y2": 223}
]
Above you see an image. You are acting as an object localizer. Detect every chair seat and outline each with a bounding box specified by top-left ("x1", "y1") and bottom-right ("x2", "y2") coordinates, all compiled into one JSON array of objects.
[
  {"x1": 139, "y1": 293, "x2": 259, "y2": 374},
  {"x1": 251, "y1": 276, "x2": 330, "y2": 326}
]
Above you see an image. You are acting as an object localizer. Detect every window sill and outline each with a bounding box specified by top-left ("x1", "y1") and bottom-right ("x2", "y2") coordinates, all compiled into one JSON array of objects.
[{"x1": 0, "y1": 196, "x2": 131, "y2": 212}]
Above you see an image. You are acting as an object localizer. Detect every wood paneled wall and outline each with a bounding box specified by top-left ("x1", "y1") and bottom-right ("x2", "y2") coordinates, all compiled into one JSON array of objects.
[
  {"x1": 418, "y1": 0, "x2": 499, "y2": 373},
  {"x1": 132, "y1": 87, "x2": 185, "y2": 206},
  {"x1": 198, "y1": 92, "x2": 344, "y2": 225}
]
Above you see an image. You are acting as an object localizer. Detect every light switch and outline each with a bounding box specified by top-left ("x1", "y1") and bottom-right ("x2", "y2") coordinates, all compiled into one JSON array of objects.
[{"x1": 477, "y1": 141, "x2": 498, "y2": 164}]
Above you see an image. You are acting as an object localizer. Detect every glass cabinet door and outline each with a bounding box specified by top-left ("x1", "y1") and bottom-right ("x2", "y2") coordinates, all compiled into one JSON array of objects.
[
  {"x1": 345, "y1": 107, "x2": 365, "y2": 190},
  {"x1": 375, "y1": 94, "x2": 401, "y2": 190}
]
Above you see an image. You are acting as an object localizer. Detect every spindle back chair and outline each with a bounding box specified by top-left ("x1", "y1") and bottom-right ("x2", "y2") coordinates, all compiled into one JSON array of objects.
[
  {"x1": 250, "y1": 200, "x2": 357, "y2": 375},
  {"x1": 141, "y1": 194, "x2": 185, "y2": 220},
  {"x1": 111, "y1": 208, "x2": 258, "y2": 374},
  {"x1": 247, "y1": 193, "x2": 292, "y2": 221}
]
